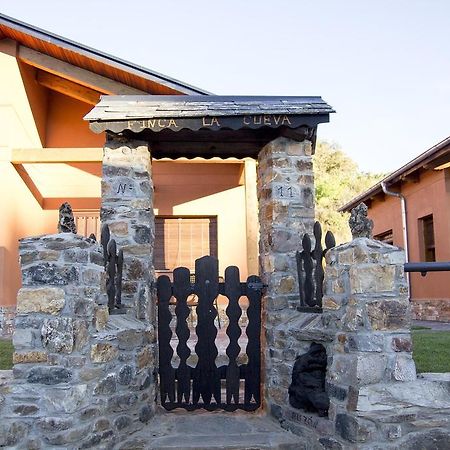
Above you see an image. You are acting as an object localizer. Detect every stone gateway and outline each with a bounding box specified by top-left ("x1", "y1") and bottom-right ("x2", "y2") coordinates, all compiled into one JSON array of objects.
[{"x1": 0, "y1": 96, "x2": 449, "y2": 449}]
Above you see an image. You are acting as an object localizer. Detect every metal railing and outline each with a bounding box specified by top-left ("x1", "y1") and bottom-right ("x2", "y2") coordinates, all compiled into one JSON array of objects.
[{"x1": 404, "y1": 261, "x2": 450, "y2": 276}]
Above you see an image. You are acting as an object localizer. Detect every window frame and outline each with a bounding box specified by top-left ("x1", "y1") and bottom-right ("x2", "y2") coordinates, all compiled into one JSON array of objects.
[
  {"x1": 418, "y1": 214, "x2": 436, "y2": 262},
  {"x1": 374, "y1": 229, "x2": 394, "y2": 245}
]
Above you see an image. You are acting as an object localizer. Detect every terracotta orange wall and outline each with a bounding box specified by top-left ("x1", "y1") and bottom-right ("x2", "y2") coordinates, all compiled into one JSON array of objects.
[
  {"x1": 0, "y1": 40, "x2": 55, "y2": 307},
  {"x1": 368, "y1": 169, "x2": 450, "y2": 301},
  {"x1": 0, "y1": 163, "x2": 58, "y2": 306},
  {"x1": 0, "y1": 40, "x2": 251, "y2": 307},
  {"x1": 46, "y1": 91, "x2": 105, "y2": 147},
  {"x1": 18, "y1": 61, "x2": 49, "y2": 145},
  {"x1": 153, "y1": 161, "x2": 249, "y2": 278},
  {"x1": 0, "y1": 44, "x2": 104, "y2": 307}
]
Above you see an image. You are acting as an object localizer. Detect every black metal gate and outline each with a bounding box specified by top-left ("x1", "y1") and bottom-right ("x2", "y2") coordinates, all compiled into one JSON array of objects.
[{"x1": 157, "y1": 255, "x2": 263, "y2": 411}]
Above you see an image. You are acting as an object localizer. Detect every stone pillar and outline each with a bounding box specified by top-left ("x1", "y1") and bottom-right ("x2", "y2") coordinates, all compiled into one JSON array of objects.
[
  {"x1": 257, "y1": 136, "x2": 315, "y2": 410},
  {"x1": 101, "y1": 134, "x2": 154, "y2": 321},
  {"x1": 323, "y1": 237, "x2": 416, "y2": 444}
]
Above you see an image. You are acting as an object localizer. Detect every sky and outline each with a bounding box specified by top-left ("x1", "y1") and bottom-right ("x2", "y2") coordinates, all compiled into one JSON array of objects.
[{"x1": 1, "y1": 0, "x2": 449, "y2": 173}]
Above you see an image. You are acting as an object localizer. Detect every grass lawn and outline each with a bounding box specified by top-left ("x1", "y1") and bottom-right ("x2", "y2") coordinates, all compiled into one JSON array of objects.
[
  {"x1": 412, "y1": 330, "x2": 450, "y2": 373},
  {"x1": 0, "y1": 339, "x2": 13, "y2": 370}
]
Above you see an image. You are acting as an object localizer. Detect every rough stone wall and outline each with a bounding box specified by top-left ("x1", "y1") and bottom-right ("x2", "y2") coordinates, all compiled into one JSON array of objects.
[
  {"x1": 323, "y1": 238, "x2": 414, "y2": 445},
  {"x1": 257, "y1": 136, "x2": 320, "y2": 415},
  {"x1": 318, "y1": 238, "x2": 450, "y2": 449},
  {"x1": 0, "y1": 233, "x2": 156, "y2": 448},
  {"x1": 101, "y1": 134, "x2": 154, "y2": 322},
  {"x1": 412, "y1": 298, "x2": 450, "y2": 322},
  {"x1": 0, "y1": 305, "x2": 15, "y2": 338},
  {"x1": 267, "y1": 232, "x2": 450, "y2": 448}
]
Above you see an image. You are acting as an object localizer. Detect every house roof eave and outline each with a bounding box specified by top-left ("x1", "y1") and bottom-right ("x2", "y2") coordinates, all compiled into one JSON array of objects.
[{"x1": 339, "y1": 135, "x2": 450, "y2": 212}]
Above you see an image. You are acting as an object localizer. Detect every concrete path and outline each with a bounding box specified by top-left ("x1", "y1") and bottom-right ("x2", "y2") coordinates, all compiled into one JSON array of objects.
[
  {"x1": 412, "y1": 320, "x2": 450, "y2": 331},
  {"x1": 115, "y1": 411, "x2": 304, "y2": 450}
]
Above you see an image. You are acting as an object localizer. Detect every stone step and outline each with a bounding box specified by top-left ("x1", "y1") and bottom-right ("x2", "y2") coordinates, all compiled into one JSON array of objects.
[{"x1": 115, "y1": 412, "x2": 304, "y2": 450}]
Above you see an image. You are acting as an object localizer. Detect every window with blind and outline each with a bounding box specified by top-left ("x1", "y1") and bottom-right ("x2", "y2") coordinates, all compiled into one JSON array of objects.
[{"x1": 154, "y1": 216, "x2": 218, "y2": 271}]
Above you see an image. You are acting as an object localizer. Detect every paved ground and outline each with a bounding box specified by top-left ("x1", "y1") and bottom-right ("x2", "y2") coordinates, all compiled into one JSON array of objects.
[
  {"x1": 115, "y1": 411, "x2": 303, "y2": 450},
  {"x1": 0, "y1": 369, "x2": 12, "y2": 386},
  {"x1": 412, "y1": 320, "x2": 450, "y2": 331}
]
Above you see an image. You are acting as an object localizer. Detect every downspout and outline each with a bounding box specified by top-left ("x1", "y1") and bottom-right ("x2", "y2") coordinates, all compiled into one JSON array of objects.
[{"x1": 380, "y1": 182, "x2": 410, "y2": 294}]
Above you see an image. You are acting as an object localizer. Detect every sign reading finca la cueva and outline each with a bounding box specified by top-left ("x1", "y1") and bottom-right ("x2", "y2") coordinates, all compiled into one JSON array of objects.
[{"x1": 125, "y1": 114, "x2": 300, "y2": 133}]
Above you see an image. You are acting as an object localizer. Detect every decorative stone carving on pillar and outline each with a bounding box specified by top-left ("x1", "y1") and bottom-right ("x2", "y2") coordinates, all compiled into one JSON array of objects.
[
  {"x1": 348, "y1": 202, "x2": 373, "y2": 239},
  {"x1": 101, "y1": 133, "x2": 154, "y2": 321},
  {"x1": 257, "y1": 136, "x2": 316, "y2": 412},
  {"x1": 57, "y1": 202, "x2": 76, "y2": 233}
]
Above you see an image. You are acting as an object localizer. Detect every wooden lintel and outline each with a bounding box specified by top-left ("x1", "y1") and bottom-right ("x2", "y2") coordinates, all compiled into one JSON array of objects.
[
  {"x1": 11, "y1": 148, "x2": 102, "y2": 164},
  {"x1": 18, "y1": 45, "x2": 147, "y2": 95},
  {"x1": 37, "y1": 71, "x2": 100, "y2": 105},
  {"x1": 154, "y1": 157, "x2": 245, "y2": 164},
  {"x1": 43, "y1": 198, "x2": 100, "y2": 210},
  {"x1": 12, "y1": 163, "x2": 44, "y2": 208}
]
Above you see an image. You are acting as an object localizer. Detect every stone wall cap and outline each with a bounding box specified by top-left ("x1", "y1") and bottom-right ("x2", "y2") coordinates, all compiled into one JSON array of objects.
[
  {"x1": 93, "y1": 315, "x2": 149, "y2": 340},
  {"x1": 332, "y1": 238, "x2": 401, "y2": 252},
  {"x1": 419, "y1": 373, "x2": 450, "y2": 382},
  {"x1": 107, "y1": 315, "x2": 148, "y2": 331},
  {"x1": 19, "y1": 233, "x2": 92, "y2": 243}
]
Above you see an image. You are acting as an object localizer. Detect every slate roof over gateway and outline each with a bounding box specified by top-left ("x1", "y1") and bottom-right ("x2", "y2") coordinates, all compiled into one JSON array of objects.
[
  {"x1": 84, "y1": 95, "x2": 334, "y2": 134},
  {"x1": 85, "y1": 95, "x2": 334, "y2": 120}
]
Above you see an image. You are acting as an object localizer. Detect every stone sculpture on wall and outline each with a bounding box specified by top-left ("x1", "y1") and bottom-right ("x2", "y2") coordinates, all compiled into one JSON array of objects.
[
  {"x1": 57, "y1": 202, "x2": 77, "y2": 233},
  {"x1": 348, "y1": 202, "x2": 373, "y2": 239},
  {"x1": 288, "y1": 342, "x2": 329, "y2": 417}
]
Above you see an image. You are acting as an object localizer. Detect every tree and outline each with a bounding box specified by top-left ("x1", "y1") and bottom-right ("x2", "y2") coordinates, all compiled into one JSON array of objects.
[{"x1": 313, "y1": 141, "x2": 384, "y2": 244}]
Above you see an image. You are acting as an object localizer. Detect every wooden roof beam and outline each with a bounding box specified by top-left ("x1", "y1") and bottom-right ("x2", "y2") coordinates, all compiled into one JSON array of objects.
[
  {"x1": 12, "y1": 163, "x2": 44, "y2": 208},
  {"x1": 11, "y1": 148, "x2": 102, "y2": 164},
  {"x1": 18, "y1": 45, "x2": 147, "y2": 95},
  {"x1": 37, "y1": 71, "x2": 100, "y2": 105}
]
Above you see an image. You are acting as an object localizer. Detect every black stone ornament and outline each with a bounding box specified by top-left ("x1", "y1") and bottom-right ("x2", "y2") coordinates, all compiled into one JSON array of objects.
[
  {"x1": 288, "y1": 342, "x2": 330, "y2": 417},
  {"x1": 349, "y1": 202, "x2": 373, "y2": 239},
  {"x1": 58, "y1": 202, "x2": 76, "y2": 233}
]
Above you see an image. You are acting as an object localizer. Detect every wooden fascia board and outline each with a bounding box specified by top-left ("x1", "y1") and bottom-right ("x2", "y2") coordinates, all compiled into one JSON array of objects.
[
  {"x1": 12, "y1": 163, "x2": 44, "y2": 208},
  {"x1": 11, "y1": 148, "x2": 103, "y2": 164},
  {"x1": 18, "y1": 45, "x2": 147, "y2": 95},
  {"x1": 37, "y1": 71, "x2": 100, "y2": 105}
]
